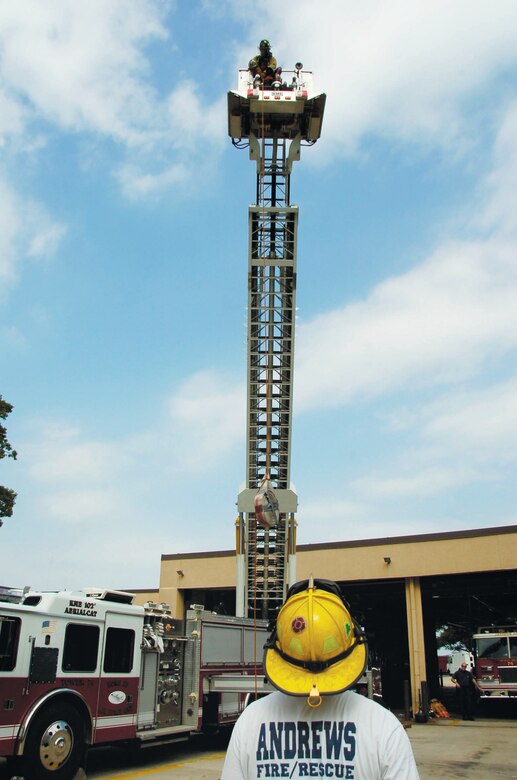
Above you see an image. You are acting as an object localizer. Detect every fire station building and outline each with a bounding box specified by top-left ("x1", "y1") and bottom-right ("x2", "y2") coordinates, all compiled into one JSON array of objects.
[{"x1": 133, "y1": 524, "x2": 517, "y2": 717}]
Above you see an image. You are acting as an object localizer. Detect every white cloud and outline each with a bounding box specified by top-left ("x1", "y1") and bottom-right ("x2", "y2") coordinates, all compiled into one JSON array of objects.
[
  {"x1": 421, "y1": 378, "x2": 517, "y2": 461},
  {"x1": 301, "y1": 498, "x2": 366, "y2": 521},
  {"x1": 298, "y1": 497, "x2": 368, "y2": 541},
  {"x1": 44, "y1": 488, "x2": 121, "y2": 523},
  {"x1": 22, "y1": 373, "x2": 245, "y2": 491},
  {"x1": 0, "y1": 5, "x2": 206, "y2": 291},
  {"x1": 0, "y1": 0, "x2": 169, "y2": 144},
  {"x1": 1, "y1": 0, "x2": 515, "y2": 210},
  {"x1": 0, "y1": 178, "x2": 21, "y2": 283},
  {"x1": 27, "y1": 221, "x2": 67, "y2": 259},
  {"x1": 117, "y1": 84, "x2": 226, "y2": 197},
  {"x1": 342, "y1": 377, "x2": 517, "y2": 511},
  {"x1": 17, "y1": 373, "x2": 245, "y2": 542},
  {"x1": 352, "y1": 468, "x2": 470, "y2": 500},
  {"x1": 28, "y1": 433, "x2": 125, "y2": 484},
  {"x1": 0, "y1": 2, "x2": 227, "y2": 202},
  {"x1": 233, "y1": 0, "x2": 517, "y2": 154},
  {"x1": 289, "y1": 91, "x2": 517, "y2": 520},
  {"x1": 117, "y1": 161, "x2": 190, "y2": 199},
  {"x1": 167, "y1": 84, "x2": 226, "y2": 149},
  {"x1": 167, "y1": 370, "x2": 245, "y2": 469},
  {"x1": 0, "y1": 176, "x2": 66, "y2": 288},
  {"x1": 0, "y1": 88, "x2": 27, "y2": 143},
  {"x1": 0, "y1": 3, "x2": 233, "y2": 298},
  {"x1": 295, "y1": 237, "x2": 517, "y2": 410},
  {"x1": 6, "y1": 394, "x2": 246, "y2": 588},
  {"x1": 17, "y1": 421, "x2": 156, "y2": 550},
  {"x1": 294, "y1": 91, "x2": 517, "y2": 413},
  {"x1": 479, "y1": 102, "x2": 517, "y2": 236},
  {"x1": 296, "y1": 494, "x2": 441, "y2": 542},
  {"x1": 0, "y1": 325, "x2": 27, "y2": 351}
]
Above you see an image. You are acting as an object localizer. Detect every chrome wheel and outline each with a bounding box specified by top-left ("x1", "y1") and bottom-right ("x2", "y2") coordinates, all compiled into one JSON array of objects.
[{"x1": 39, "y1": 720, "x2": 73, "y2": 771}]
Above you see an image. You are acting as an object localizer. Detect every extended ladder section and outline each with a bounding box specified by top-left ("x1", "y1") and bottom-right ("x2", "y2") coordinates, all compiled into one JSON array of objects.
[{"x1": 229, "y1": 67, "x2": 325, "y2": 621}]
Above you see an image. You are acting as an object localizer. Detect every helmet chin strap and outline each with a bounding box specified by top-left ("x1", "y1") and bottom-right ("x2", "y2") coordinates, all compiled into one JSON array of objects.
[{"x1": 308, "y1": 684, "x2": 322, "y2": 708}]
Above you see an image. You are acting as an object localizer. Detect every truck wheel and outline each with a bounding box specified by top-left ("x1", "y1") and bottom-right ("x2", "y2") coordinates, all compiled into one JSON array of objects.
[{"x1": 22, "y1": 701, "x2": 86, "y2": 780}]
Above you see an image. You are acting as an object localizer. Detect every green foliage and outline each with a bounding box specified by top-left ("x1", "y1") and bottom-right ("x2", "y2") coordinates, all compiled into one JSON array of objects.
[
  {"x1": 0, "y1": 397, "x2": 18, "y2": 460},
  {"x1": 0, "y1": 486, "x2": 17, "y2": 524},
  {"x1": 436, "y1": 624, "x2": 470, "y2": 651},
  {"x1": 0, "y1": 396, "x2": 17, "y2": 526}
]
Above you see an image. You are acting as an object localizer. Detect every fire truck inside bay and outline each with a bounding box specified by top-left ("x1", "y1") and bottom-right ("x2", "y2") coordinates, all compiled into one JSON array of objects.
[
  {"x1": 473, "y1": 625, "x2": 517, "y2": 698},
  {"x1": 0, "y1": 62, "x2": 326, "y2": 780}
]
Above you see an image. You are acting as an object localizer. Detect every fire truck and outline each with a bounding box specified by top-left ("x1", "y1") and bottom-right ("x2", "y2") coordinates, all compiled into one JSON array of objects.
[
  {"x1": 0, "y1": 585, "x2": 269, "y2": 779},
  {"x1": 0, "y1": 60, "x2": 328, "y2": 780},
  {"x1": 473, "y1": 625, "x2": 517, "y2": 698}
]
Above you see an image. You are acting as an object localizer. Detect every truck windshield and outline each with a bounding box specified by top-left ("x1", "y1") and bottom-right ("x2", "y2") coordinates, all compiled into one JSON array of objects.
[{"x1": 475, "y1": 636, "x2": 509, "y2": 659}]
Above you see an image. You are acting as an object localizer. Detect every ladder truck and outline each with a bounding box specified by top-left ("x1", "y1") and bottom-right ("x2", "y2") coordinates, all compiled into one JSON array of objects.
[
  {"x1": 229, "y1": 63, "x2": 326, "y2": 621},
  {"x1": 0, "y1": 61, "x2": 326, "y2": 780},
  {"x1": 0, "y1": 585, "x2": 269, "y2": 780}
]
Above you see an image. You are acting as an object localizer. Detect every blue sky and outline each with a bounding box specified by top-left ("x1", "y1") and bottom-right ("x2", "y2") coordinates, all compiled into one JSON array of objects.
[{"x1": 2, "y1": 0, "x2": 517, "y2": 590}]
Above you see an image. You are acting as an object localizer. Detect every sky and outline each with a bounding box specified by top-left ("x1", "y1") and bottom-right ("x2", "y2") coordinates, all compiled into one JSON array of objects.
[{"x1": 2, "y1": 0, "x2": 517, "y2": 591}]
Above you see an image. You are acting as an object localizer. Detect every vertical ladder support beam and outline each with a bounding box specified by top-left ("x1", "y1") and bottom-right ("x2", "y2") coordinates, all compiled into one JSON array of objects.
[
  {"x1": 247, "y1": 206, "x2": 298, "y2": 489},
  {"x1": 230, "y1": 72, "x2": 325, "y2": 620},
  {"x1": 235, "y1": 514, "x2": 246, "y2": 618},
  {"x1": 405, "y1": 576, "x2": 427, "y2": 717},
  {"x1": 242, "y1": 136, "x2": 298, "y2": 620}
]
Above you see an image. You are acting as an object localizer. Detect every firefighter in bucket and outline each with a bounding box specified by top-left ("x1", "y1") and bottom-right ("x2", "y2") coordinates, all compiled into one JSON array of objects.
[
  {"x1": 248, "y1": 39, "x2": 282, "y2": 87},
  {"x1": 221, "y1": 578, "x2": 420, "y2": 779}
]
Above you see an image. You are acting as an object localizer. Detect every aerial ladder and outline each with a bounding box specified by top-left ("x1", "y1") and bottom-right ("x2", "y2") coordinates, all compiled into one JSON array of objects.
[{"x1": 228, "y1": 62, "x2": 326, "y2": 621}]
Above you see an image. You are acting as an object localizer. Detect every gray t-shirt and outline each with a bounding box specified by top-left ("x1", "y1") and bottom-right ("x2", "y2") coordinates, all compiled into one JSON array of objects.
[{"x1": 221, "y1": 690, "x2": 420, "y2": 779}]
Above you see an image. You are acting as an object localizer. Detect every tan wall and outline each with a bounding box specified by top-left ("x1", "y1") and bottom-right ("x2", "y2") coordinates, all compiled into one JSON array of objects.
[
  {"x1": 159, "y1": 552, "x2": 236, "y2": 616},
  {"x1": 296, "y1": 529, "x2": 517, "y2": 582},
  {"x1": 158, "y1": 526, "x2": 517, "y2": 602},
  {"x1": 128, "y1": 589, "x2": 160, "y2": 607}
]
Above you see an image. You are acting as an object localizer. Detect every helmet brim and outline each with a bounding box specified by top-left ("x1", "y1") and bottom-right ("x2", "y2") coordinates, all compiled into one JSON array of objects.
[{"x1": 264, "y1": 638, "x2": 367, "y2": 697}]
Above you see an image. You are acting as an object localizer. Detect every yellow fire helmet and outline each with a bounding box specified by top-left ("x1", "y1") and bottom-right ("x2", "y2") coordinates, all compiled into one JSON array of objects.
[{"x1": 264, "y1": 578, "x2": 367, "y2": 707}]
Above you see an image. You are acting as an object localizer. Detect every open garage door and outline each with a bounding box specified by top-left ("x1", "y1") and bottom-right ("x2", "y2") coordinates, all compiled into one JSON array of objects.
[
  {"x1": 336, "y1": 578, "x2": 410, "y2": 710},
  {"x1": 421, "y1": 569, "x2": 517, "y2": 717}
]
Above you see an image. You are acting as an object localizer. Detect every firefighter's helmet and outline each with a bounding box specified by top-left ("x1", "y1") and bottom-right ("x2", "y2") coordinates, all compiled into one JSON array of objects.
[
  {"x1": 263, "y1": 578, "x2": 367, "y2": 707},
  {"x1": 259, "y1": 39, "x2": 271, "y2": 52}
]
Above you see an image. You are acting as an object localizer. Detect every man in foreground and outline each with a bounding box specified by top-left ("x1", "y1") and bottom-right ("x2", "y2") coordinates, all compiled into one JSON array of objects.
[{"x1": 221, "y1": 577, "x2": 420, "y2": 779}]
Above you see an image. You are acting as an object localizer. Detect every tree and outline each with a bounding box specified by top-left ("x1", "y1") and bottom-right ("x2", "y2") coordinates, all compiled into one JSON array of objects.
[
  {"x1": 0, "y1": 396, "x2": 17, "y2": 526},
  {"x1": 436, "y1": 624, "x2": 471, "y2": 651}
]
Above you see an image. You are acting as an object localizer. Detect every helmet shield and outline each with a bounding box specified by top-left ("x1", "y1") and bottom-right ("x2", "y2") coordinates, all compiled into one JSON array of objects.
[{"x1": 264, "y1": 580, "x2": 367, "y2": 701}]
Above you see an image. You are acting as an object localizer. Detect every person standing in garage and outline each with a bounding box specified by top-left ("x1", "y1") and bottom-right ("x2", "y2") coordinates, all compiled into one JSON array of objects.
[{"x1": 451, "y1": 661, "x2": 482, "y2": 720}]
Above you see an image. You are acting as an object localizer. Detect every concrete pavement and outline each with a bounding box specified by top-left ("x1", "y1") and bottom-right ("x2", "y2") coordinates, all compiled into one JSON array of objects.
[
  {"x1": 82, "y1": 718, "x2": 517, "y2": 780},
  {"x1": 409, "y1": 718, "x2": 517, "y2": 779}
]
